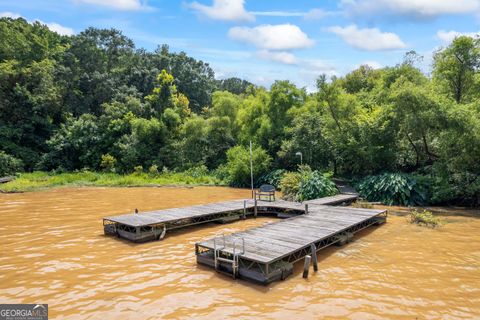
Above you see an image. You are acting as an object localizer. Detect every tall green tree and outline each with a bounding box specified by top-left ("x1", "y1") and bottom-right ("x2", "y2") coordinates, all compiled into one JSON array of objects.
[{"x1": 433, "y1": 36, "x2": 480, "y2": 103}]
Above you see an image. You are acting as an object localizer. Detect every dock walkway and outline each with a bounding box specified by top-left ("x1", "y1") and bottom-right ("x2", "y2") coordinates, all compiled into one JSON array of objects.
[
  {"x1": 103, "y1": 194, "x2": 357, "y2": 242},
  {"x1": 196, "y1": 203, "x2": 386, "y2": 284},
  {"x1": 103, "y1": 191, "x2": 387, "y2": 284}
]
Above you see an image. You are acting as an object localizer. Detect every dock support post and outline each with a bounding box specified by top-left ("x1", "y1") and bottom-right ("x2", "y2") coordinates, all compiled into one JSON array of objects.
[
  {"x1": 303, "y1": 255, "x2": 311, "y2": 278},
  {"x1": 243, "y1": 200, "x2": 247, "y2": 219},
  {"x1": 254, "y1": 198, "x2": 258, "y2": 218},
  {"x1": 159, "y1": 225, "x2": 167, "y2": 240},
  {"x1": 310, "y1": 244, "x2": 318, "y2": 272},
  {"x1": 305, "y1": 204, "x2": 309, "y2": 215}
]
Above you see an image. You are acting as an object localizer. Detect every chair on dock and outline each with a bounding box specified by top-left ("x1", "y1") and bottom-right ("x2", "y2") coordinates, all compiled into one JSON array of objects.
[{"x1": 255, "y1": 184, "x2": 276, "y2": 202}]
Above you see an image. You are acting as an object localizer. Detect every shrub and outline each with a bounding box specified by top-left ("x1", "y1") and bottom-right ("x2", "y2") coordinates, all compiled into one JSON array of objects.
[
  {"x1": 100, "y1": 154, "x2": 116, "y2": 172},
  {"x1": 148, "y1": 164, "x2": 159, "y2": 176},
  {"x1": 280, "y1": 166, "x2": 338, "y2": 201},
  {"x1": 356, "y1": 173, "x2": 426, "y2": 206},
  {"x1": 257, "y1": 169, "x2": 286, "y2": 189},
  {"x1": 0, "y1": 151, "x2": 24, "y2": 176},
  {"x1": 133, "y1": 165, "x2": 143, "y2": 175},
  {"x1": 223, "y1": 145, "x2": 271, "y2": 187},
  {"x1": 279, "y1": 171, "x2": 303, "y2": 201},
  {"x1": 409, "y1": 209, "x2": 441, "y2": 228},
  {"x1": 185, "y1": 165, "x2": 208, "y2": 178},
  {"x1": 297, "y1": 171, "x2": 338, "y2": 201}
]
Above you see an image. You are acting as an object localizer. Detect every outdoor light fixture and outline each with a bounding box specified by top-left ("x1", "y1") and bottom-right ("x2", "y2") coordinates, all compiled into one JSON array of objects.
[{"x1": 295, "y1": 151, "x2": 303, "y2": 165}]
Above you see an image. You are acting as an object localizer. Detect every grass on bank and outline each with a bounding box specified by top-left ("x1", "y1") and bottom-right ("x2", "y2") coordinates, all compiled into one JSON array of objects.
[
  {"x1": 409, "y1": 209, "x2": 441, "y2": 228},
  {"x1": 0, "y1": 171, "x2": 222, "y2": 192}
]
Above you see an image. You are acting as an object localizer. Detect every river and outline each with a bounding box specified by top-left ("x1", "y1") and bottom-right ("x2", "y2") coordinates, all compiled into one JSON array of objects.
[{"x1": 0, "y1": 187, "x2": 479, "y2": 319}]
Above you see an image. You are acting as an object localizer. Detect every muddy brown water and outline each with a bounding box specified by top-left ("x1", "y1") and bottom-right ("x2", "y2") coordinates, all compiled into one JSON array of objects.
[{"x1": 0, "y1": 187, "x2": 479, "y2": 319}]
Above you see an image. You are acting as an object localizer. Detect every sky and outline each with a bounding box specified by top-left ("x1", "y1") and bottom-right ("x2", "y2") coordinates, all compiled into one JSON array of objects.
[{"x1": 1, "y1": 0, "x2": 479, "y2": 91}]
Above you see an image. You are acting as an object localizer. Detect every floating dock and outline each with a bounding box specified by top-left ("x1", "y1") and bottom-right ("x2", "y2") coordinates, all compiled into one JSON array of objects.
[
  {"x1": 103, "y1": 194, "x2": 358, "y2": 242},
  {"x1": 196, "y1": 204, "x2": 386, "y2": 284},
  {"x1": 103, "y1": 192, "x2": 387, "y2": 284}
]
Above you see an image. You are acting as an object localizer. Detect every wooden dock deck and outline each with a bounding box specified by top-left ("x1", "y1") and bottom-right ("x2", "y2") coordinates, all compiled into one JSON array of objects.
[
  {"x1": 103, "y1": 199, "x2": 307, "y2": 242},
  {"x1": 103, "y1": 189, "x2": 387, "y2": 285},
  {"x1": 102, "y1": 195, "x2": 356, "y2": 242},
  {"x1": 196, "y1": 204, "x2": 387, "y2": 284}
]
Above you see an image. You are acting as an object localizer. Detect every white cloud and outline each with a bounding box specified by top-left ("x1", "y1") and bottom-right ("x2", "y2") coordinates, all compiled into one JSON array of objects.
[
  {"x1": 0, "y1": 12, "x2": 21, "y2": 18},
  {"x1": 229, "y1": 24, "x2": 314, "y2": 50},
  {"x1": 257, "y1": 50, "x2": 297, "y2": 64},
  {"x1": 250, "y1": 8, "x2": 336, "y2": 20},
  {"x1": 188, "y1": 0, "x2": 254, "y2": 22},
  {"x1": 76, "y1": 0, "x2": 146, "y2": 11},
  {"x1": 303, "y1": 60, "x2": 337, "y2": 75},
  {"x1": 342, "y1": 0, "x2": 480, "y2": 18},
  {"x1": 250, "y1": 11, "x2": 304, "y2": 17},
  {"x1": 304, "y1": 9, "x2": 329, "y2": 20},
  {"x1": 43, "y1": 22, "x2": 75, "y2": 36},
  {"x1": 437, "y1": 30, "x2": 479, "y2": 43},
  {"x1": 328, "y1": 24, "x2": 406, "y2": 51}
]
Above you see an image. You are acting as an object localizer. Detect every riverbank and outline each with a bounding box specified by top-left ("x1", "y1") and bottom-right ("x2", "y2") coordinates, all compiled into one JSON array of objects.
[{"x1": 0, "y1": 171, "x2": 222, "y2": 193}]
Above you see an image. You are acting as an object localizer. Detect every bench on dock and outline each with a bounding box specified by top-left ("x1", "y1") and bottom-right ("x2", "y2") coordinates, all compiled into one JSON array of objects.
[{"x1": 255, "y1": 184, "x2": 276, "y2": 202}]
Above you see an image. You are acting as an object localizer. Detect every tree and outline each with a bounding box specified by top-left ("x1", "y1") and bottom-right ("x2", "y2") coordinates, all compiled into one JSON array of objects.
[
  {"x1": 433, "y1": 36, "x2": 480, "y2": 103},
  {"x1": 216, "y1": 77, "x2": 253, "y2": 95},
  {"x1": 267, "y1": 81, "x2": 305, "y2": 155},
  {"x1": 388, "y1": 78, "x2": 441, "y2": 169},
  {"x1": 342, "y1": 65, "x2": 379, "y2": 94},
  {"x1": 223, "y1": 145, "x2": 271, "y2": 187},
  {"x1": 61, "y1": 28, "x2": 135, "y2": 115},
  {"x1": 279, "y1": 112, "x2": 331, "y2": 170},
  {"x1": 0, "y1": 18, "x2": 67, "y2": 169},
  {"x1": 40, "y1": 114, "x2": 104, "y2": 171}
]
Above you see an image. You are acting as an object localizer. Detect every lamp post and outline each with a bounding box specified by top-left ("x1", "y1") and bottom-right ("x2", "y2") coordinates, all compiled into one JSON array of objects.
[
  {"x1": 250, "y1": 141, "x2": 254, "y2": 198},
  {"x1": 295, "y1": 151, "x2": 303, "y2": 165}
]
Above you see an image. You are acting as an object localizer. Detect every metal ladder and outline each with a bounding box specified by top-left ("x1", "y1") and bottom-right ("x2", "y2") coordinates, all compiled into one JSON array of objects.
[{"x1": 213, "y1": 235, "x2": 245, "y2": 279}]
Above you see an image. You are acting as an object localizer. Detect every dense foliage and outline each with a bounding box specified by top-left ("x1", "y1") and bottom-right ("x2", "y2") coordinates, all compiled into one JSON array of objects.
[
  {"x1": 219, "y1": 145, "x2": 271, "y2": 187},
  {"x1": 0, "y1": 151, "x2": 23, "y2": 176},
  {"x1": 356, "y1": 173, "x2": 427, "y2": 206},
  {"x1": 257, "y1": 169, "x2": 286, "y2": 189},
  {"x1": 280, "y1": 166, "x2": 338, "y2": 201},
  {"x1": 1, "y1": 17, "x2": 480, "y2": 206}
]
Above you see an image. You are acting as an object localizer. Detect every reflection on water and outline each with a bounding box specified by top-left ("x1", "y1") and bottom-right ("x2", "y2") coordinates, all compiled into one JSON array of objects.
[{"x1": 1, "y1": 187, "x2": 479, "y2": 319}]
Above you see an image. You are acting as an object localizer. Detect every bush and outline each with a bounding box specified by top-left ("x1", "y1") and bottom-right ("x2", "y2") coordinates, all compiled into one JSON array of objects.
[
  {"x1": 133, "y1": 165, "x2": 143, "y2": 175},
  {"x1": 416, "y1": 168, "x2": 480, "y2": 207},
  {"x1": 409, "y1": 209, "x2": 441, "y2": 228},
  {"x1": 100, "y1": 154, "x2": 116, "y2": 172},
  {"x1": 148, "y1": 164, "x2": 159, "y2": 176},
  {"x1": 297, "y1": 171, "x2": 338, "y2": 201},
  {"x1": 279, "y1": 171, "x2": 302, "y2": 201},
  {"x1": 223, "y1": 145, "x2": 271, "y2": 187},
  {"x1": 0, "y1": 151, "x2": 24, "y2": 176},
  {"x1": 257, "y1": 169, "x2": 286, "y2": 189},
  {"x1": 280, "y1": 166, "x2": 338, "y2": 201},
  {"x1": 356, "y1": 173, "x2": 426, "y2": 206},
  {"x1": 185, "y1": 165, "x2": 208, "y2": 178}
]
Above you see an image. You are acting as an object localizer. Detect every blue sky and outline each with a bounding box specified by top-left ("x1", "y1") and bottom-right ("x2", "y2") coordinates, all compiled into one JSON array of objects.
[{"x1": 1, "y1": 0, "x2": 479, "y2": 90}]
